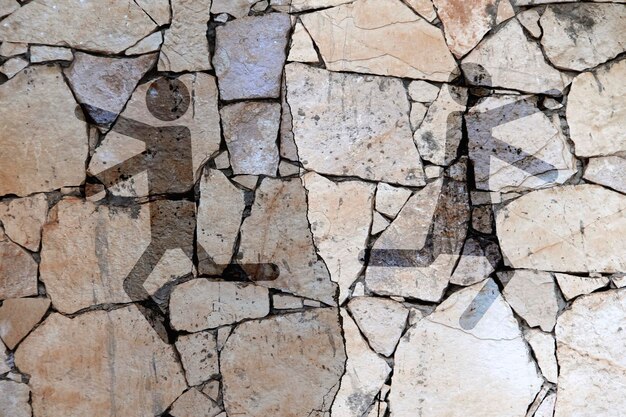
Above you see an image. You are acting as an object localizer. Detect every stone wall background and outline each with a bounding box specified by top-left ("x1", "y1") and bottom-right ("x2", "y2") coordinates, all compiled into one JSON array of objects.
[{"x1": 0, "y1": 0, "x2": 625, "y2": 416}]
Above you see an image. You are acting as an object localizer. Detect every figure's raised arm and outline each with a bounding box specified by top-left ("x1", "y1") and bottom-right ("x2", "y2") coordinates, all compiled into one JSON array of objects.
[{"x1": 75, "y1": 104, "x2": 156, "y2": 142}]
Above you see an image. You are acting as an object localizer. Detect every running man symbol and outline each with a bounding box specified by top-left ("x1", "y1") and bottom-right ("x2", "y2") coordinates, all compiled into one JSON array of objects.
[{"x1": 80, "y1": 77, "x2": 278, "y2": 342}]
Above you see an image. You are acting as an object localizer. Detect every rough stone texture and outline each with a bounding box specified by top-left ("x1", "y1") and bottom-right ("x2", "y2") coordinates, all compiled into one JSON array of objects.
[
  {"x1": 540, "y1": 4, "x2": 626, "y2": 71},
  {"x1": 463, "y1": 19, "x2": 571, "y2": 94},
  {"x1": 237, "y1": 178, "x2": 336, "y2": 304},
  {"x1": 288, "y1": 21, "x2": 318, "y2": 63},
  {"x1": 0, "y1": 297, "x2": 50, "y2": 349},
  {"x1": 159, "y1": 0, "x2": 212, "y2": 72},
  {"x1": 371, "y1": 212, "x2": 390, "y2": 235},
  {"x1": 408, "y1": 80, "x2": 440, "y2": 103},
  {"x1": 125, "y1": 32, "x2": 163, "y2": 55},
  {"x1": 15, "y1": 307, "x2": 186, "y2": 417},
  {"x1": 135, "y1": 0, "x2": 171, "y2": 25},
  {"x1": 390, "y1": 280, "x2": 542, "y2": 417},
  {"x1": 0, "y1": 41, "x2": 27, "y2": 57},
  {"x1": 0, "y1": 0, "x2": 19, "y2": 17},
  {"x1": 496, "y1": 185, "x2": 626, "y2": 273},
  {"x1": 415, "y1": 85, "x2": 467, "y2": 166},
  {"x1": 213, "y1": 14, "x2": 291, "y2": 100},
  {"x1": 29, "y1": 45, "x2": 73, "y2": 62},
  {"x1": 348, "y1": 297, "x2": 408, "y2": 356},
  {"x1": 0, "y1": 0, "x2": 157, "y2": 53},
  {"x1": 450, "y1": 236, "x2": 500, "y2": 286},
  {"x1": 286, "y1": 63, "x2": 425, "y2": 186},
  {"x1": 332, "y1": 309, "x2": 391, "y2": 417},
  {"x1": 0, "y1": 229, "x2": 38, "y2": 300},
  {"x1": 536, "y1": 393, "x2": 557, "y2": 417},
  {"x1": 0, "y1": 56, "x2": 27, "y2": 78},
  {"x1": 0, "y1": 193, "x2": 47, "y2": 251},
  {"x1": 170, "y1": 388, "x2": 222, "y2": 417},
  {"x1": 301, "y1": 0, "x2": 458, "y2": 81},
  {"x1": 405, "y1": 0, "x2": 437, "y2": 21},
  {"x1": 500, "y1": 270, "x2": 563, "y2": 331},
  {"x1": 221, "y1": 309, "x2": 346, "y2": 417},
  {"x1": 271, "y1": 0, "x2": 352, "y2": 12},
  {"x1": 366, "y1": 174, "x2": 469, "y2": 301},
  {"x1": 303, "y1": 173, "x2": 374, "y2": 303},
  {"x1": 0, "y1": 65, "x2": 88, "y2": 197},
  {"x1": 517, "y1": 9, "x2": 542, "y2": 37},
  {"x1": 555, "y1": 273, "x2": 610, "y2": 300},
  {"x1": 176, "y1": 331, "x2": 219, "y2": 386},
  {"x1": 170, "y1": 279, "x2": 270, "y2": 332},
  {"x1": 584, "y1": 156, "x2": 626, "y2": 193},
  {"x1": 211, "y1": 0, "x2": 256, "y2": 17},
  {"x1": 567, "y1": 59, "x2": 626, "y2": 157},
  {"x1": 221, "y1": 101, "x2": 281, "y2": 176},
  {"x1": 0, "y1": 380, "x2": 31, "y2": 417},
  {"x1": 375, "y1": 183, "x2": 413, "y2": 219},
  {"x1": 197, "y1": 169, "x2": 245, "y2": 275},
  {"x1": 66, "y1": 52, "x2": 157, "y2": 127},
  {"x1": 555, "y1": 290, "x2": 626, "y2": 417},
  {"x1": 467, "y1": 95, "x2": 576, "y2": 192},
  {"x1": 524, "y1": 328, "x2": 558, "y2": 383}
]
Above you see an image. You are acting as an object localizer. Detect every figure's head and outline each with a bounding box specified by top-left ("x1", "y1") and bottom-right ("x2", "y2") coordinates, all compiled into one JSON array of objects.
[{"x1": 145, "y1": 77, "x2": 191, "y2": 121}]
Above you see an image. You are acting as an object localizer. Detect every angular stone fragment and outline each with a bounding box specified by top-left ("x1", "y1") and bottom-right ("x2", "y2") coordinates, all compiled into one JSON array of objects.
[
  {"x1": 415, "y1": 85, "x2": 467, "y2": 166},
  {"x1": 197, "y1": 169, "x2": 245, "y2": 275},
  {"x1": 332, "y1": 309, "x2": 391, "y2": 417},
  {"x1": 371, "y1": 212, "x2": 390, "y2": 235},
  {"x1": 221, "y1": 309, "x2": 346, "y2": 417},
  {"x1": 410, "y1": 102, "x2": 428, "y2": 131},
  {"x1": 366, "y1": 172, "x2": 469, "y2": 301},
  {"x1": 211, "y1": 0, "x2": 256, "y2": 17},
  {"x1": 271, "y1": 0, "x2": 352, "y2": 12},
  {"x1": 0, "y1": 193, "x2": 47, "y2": 251},
  {"x1": 432, "y1": 0, "x2": 500, "y2": 57},
  {"x1": 288, "y1": 21, "x2": 318, "y2": 63},
  {"x1": 30, "y1": 45, "x2": 73, "y2": 62},
  {"x1": 66, "y1": 52, "x2": 157, "y2": 128},
  {"x1": 221, "y1": 102, "x2": 280, "y2": 176},
  {"x1": 555, "y1": 273, "x2": 609, "y2": 300},
  {"x1": 135, "y1": 0, "x2": 171, "y2": 25},
  {"x1": 0, "y1": 41, "x2": 26, "y2": 56},
  {"x1": 176, "y1": 331, "x2": 219, "y2": 386},
  {"x1": 536, "y1": 393, "x2": 556, "y2": 417},
  {"x1": 286, "y1": 63, "x2": 425, "y2": 186},
  {"x1": 467, "y1": 95, "x2": 576, "y2": 192},
  {"x1": 0, "y1": 298, "x2": 50, "y2": 349},
  {"x1": 584, "y1": 156, "x2": 626, "y2": 193},
  {"x1": 541, "y1": 4, "x2": 626, "y2": 71},
  {"x1": 496, "y1": 0, "x2": 515, "y2": 24},
  {"x1": 0, "y1": 381, "x2": 31, "y2": 417},
  {"x1": 390, "y1": 280, "x2": 542, "y2": 417},
  {"x1": 348, "y1": 297, "x2": 408, "y2": 356},
  {"x1": 214, "y1": 14, "x2": 291, "y2": 100},
  {"x1": 0, "y1": 0, "x2": 157, "y2": 53},
  {"x1": 524, "y1": 328, "x2": 558, "y2": 383},
  {"x1": 472, "y1": 205, "x2": 493, "y2": 233},
  {"x1": 304, "y1": 173, "x2": 374, "y2": 303},
  {"x1": 463, "y1": 19, "x2": 570, "y2": 94},
  {"x1": 170, "y1": 388, "x2": 222, "y2": 417},
  {"x1": 405, "y1": 0, "x2": 437, "y2": 21},
  {"x1": 500, "y1": 270, "x2": 563, "y2": 331},
  {"x1": 159, "y1": 0, "x2": 212, "y2": 72},
  {"x1": 0, "y1": 230, "x2": 38, "y2": 300},
  {"x1": 0, "y1": 56, "x2": 27, "y2": 78},
  {"x1": 517, "y1": 9, "x2": 542, "y2": 38},
  {"x1": 125, "y1": 32, "x2": 163, "y2": 55},
  {"x1": 15, "y1": 307, "x2": 186, "y2": 417},
  {"x1": 450, "y1": 236, "x2": 500, "y2": 286},
  {"x1": 0, "y1": 0, "x2": 18, "y2": 18},
  {"x1": 408, "y1": 80, "x2": 440, "y2": 103},
  {"x1": 375, "y1": 183, "x2": 413, "y2": 219},
  {"x1": 496, "y1": 185, "x2": 626, "y2": 273},
  {"x1": 567, "y1": 59, "x2": 626, "y2": 157},
  {"x1": 170, "y1": 279, "x2": 269, "y2": 332},
  {"x1": 301, "y1": 0, "x2": 458, "y2": 81},
  {"x1": 555, "y1": 290, "x2": 626, "y2": 417},
  {"x1": 273, "y1": 293, "x2": 304, "y2": 309},
  {"x1": 238, "y1": 178, "x2": 336, "y2": 303},
  {"x1": 0, "y1": 65, "x2": 87, "y2": 197},
  {"x1": 0, "y1": 338, "x2": 9, "y2": 374}
]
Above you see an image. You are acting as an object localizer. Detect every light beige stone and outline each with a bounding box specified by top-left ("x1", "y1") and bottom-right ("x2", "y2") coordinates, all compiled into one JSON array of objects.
[
  {"x1": 213, "y1": 151, "x2": 230, "y2": 170},
  {"x1": 408, "y1": 80, "x2": 440, "y2": 103},
  {"x1": 288, "y1": 21, "x2": 318, "y2": 63},
  {"x1": 555, "y1": 290, "x2": 626, "y2": 417},
  {"x1": 201, "y1": 380, "x2": 220, "y2": 402},
  {"x1": 135, "y1": 0, "x2": 171, "y2": 25},
  {"x1": 500, "y1": 270, "x2": 564, "y2": 331},
  {"x1": 415, "y1": 85, "x2": 467, "y2": 166},
  {"x1": 517, "y1": 9, "x2": 542, "y2": 38},
  {"x1": 405, "y1": 0, "x2": 437, "y2": 21},
  {"x1": 0, "y1": 193, "x2": 47, "y2": 251},
  {"x1": 496, "y1": 0, "x2": 515, "y2": 24},
  {"x1": 301, "y1": 0, "x2": 458, "y2": 81},
  {"x1": 371, "y1": 212, "x2": 390, "y2": 235},
  {"x1": 524, "y1": 328, "x2": 558, "y2": 383},
  {"x1": 170, "y1": 388, "x2": 222, "y2": 417},
  {"x1": 0, "y1": 230, "x2": 38, "y2": 300},
  {"x1": 0, "y1": 56, "x2": 26, "y2": 78},
  {"x1": 159, "y1": 0, "x2": 212, "y2": 72},
  {"x1": 0, "y1": 41, "x2": 26, "y2": 56},
  {"x1": 271, "y1": 0, "x2": 353, "y2": 12},
  {"x1": 496, "y1": 185, "x2": 626, "y2": 273},
  {"x1": 0, "y1": 381, "x2": 31, "y2": 417},
  {"x1": 567, "y1": 59, "x2": 626, "y2": 157},
  {"x1": 541, "y1": 4, "x2": 626, "y2": 71},
  {"x1": 584, "y1": 156, "x2": 626, "y2": 193},
  {"x1": 0, "y1": 0, "x2": 157, "y2": 53},
  {"x1": 450, "y1": 236, "x2": 500, "y2": 286},
  {"x1": 238, "y1": 178, "x2": 336, "y2": 303},
  {"x1": 30, "y1": 45, "x2": 73, "y2": 62},
  {"x1": 0, "y1": 0, "x2": 19, "y2": 17},
  {"x1": 286, "y1": 63, "x2": 425, "y2": 186},
  {"x1": 197, "y1": 169, "x2": 245, "y2": 274},
  {"x1": 375, "y1": 183, "x2": 413, "y2": 219},
  {"x1": 0, "y1": 65, "x2": 87, "y2": 197},
  {"x1": 211, "y1": 0, "x2": 256, "y2": 17},
  {"x1": 15, "y1": 307, "x2": 186, "y2": 417},
  {"x1": 304, "y1": 173, "x2": 374, "y2": 303},
  {"x1": 0, "y1": 298, "x2": 50, "y2": 349},
  {"x1": 348, "y1": 297, "x2": 408, "y2": 356},
  {"x1": 125, "y1": 32, "x2": 163, "y2": 55},
  {"x1": 332, "y1": 309, "x2": 391, "y2": 417},
  {"x1": 143, "y1": 249, "x2": 193, "y2": 299},
  {"x1": 273, "y1": 293, "x2": 304, "y2": 309},
  {"x1": 390, "y1": 280, "x2": 542, "y2": 417},
  {"x1": 176, "y1": 331, "x2": 219, "y2": 386},
  {"x1": 463, "y1": 19, "x2": 571, "y2": 94},
  {"x1": 535, "y1": 393, "x2": 556, "y2": 417},
  {"x1": 0, "y1": 338, "x2": 9, "y2": 374},
  {"x1": 555, "y1": 272, "x2": 610, "y2": 300},
  {"x1": 410, "y1": 102, "x2": 428, "y2": 131},
  {"x1": 278, "y1": 160, "x2": 300, "y2": 176},
  {"x1": 221, "y1": 309, "x2": 346, "y2": 417}
]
